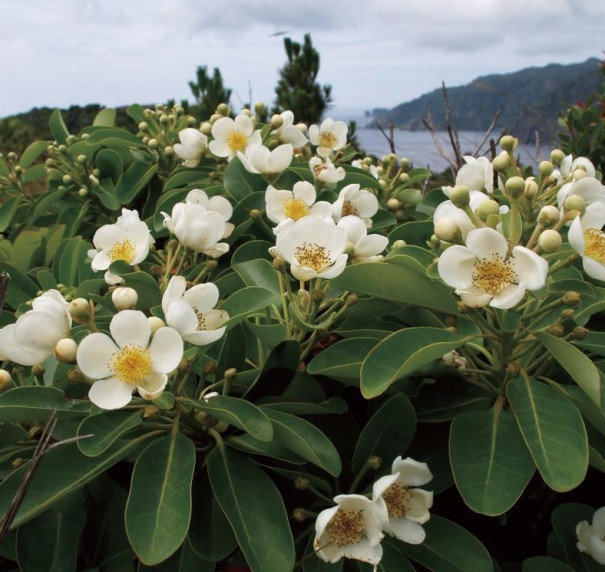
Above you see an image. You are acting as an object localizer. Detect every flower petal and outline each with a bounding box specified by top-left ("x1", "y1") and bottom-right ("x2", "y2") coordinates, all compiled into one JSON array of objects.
[
  {"x1": 388, "y1": 518, "x2": 426, "y2": 544},
  {"x1": 392, "y1": 457, "x2": 434, "y2": 486},
  {"x1": 437, "y1": 246, "x2": 476, "y2": 289},
  {"x1": 148, "y1": 327, "x2": 183, "y2": 373},
  {"x1": 88, "y1": 378, "x2": 133, "y2": 410},
  {"x1": 465, "y1": 227, "x2": 508, "y2": 259},
  {"x1": 77, "y1": 332, "x2": 118, "y2": 379},
  {"x1": 110, "y1": 310, "x2": 151, "y2": 349}
]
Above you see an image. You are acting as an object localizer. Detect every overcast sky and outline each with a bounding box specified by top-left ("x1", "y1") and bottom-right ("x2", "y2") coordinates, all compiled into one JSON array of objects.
[{"x1": 1, "y1": 0, "x2": 603, "y2": 121}]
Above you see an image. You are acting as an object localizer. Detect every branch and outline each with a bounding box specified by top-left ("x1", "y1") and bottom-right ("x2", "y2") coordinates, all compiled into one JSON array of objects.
[
  {"x1": 422, "y1": 111, "x2": 457, "y2": 171},
  {"x1": 376, "y1": 121, "x2": 396, "y2": 154},
  {"x1": 442, "y1": 82, "x2": 463, "y2": 169},
  {"x1": 472, "y1": 106, "x2": 503, "y2": 157}
]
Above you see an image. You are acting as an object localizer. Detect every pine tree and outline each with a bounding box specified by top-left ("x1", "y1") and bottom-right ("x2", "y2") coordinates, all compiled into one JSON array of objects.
[
  {"x1": 188, "y1": 66, "x2": 232, "y2": 121},
  {"x1": 274, "y1": 34, "x2": 332, "y2": 124}
]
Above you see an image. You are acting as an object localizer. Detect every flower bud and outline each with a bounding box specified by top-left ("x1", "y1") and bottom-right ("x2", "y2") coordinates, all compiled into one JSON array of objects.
[
  {"x1": 537, "y1": 229, "x2": 562, "y2": 253},
  {"x1": 68, "y1": 298, "x2": 92, "y2": 323},
  {"x1": 537, "y1": 205, "x2": 560, "y2": 227},
  {"x1": 164, "y1": 145, "x2": 174, "y2": 156},
  {"x1": 78, "y1": 188, "x2": 88, "y2": 197},
  {"x1": 294, "y1": 476, "x2": 310, "y2": 490},
  {"x1": 367, "y1": 455, "x2": 382, "y2": 470},
  {"x1": 254, "y1": 101, "x2": 265, "y2": 115},
  {"x1": 538, "y1": 161, "x2": 554, "y2": 177},
  {"x1": 148, "y1": 138, "x2": 159, "y2": 149},
  {"x1": 54, "y1": 338, "x2": 78, "y2": 363},
  {"x1": 398, "y1": 173, "x2": 410, "y2": 184},
  {"x1": 138, "y1": 121, "x2": 149, "y2": 131},
  {"x1": 434, "y1": 217, "x2": 461, "y2": 243},
  {"x1": 148, "y1": 316, "x2": 166, "y2": 334},
  {"x1": 200, "y1": 121, "x2": 212, "y2": 135},
  {"x1": 524, "y1": 179, "x2": 539, "y2": 200},
  {"x1": 399, "y1": 157, "x2": 411, "y2": 171},
  {"x1": 550, "y1": 149, "x2": 565, "y2": 165},
  {"x1": 392, "y1": 239, "x2": 407, "y2": 249},
  {"x1": 67, "y1": 367, "x2": 84, "y2": 383},
  {"x1": 562, "y1": 291, "x2": 582, "y2": 307},
  {"x1": 559, "y1": 308, "x2": 575, "y2": 319},
  {"x1": 77, "y1": 154, "x2": 88, "y2": 164},
  {"x1": 62, "y1": 174, "x2": 72, "y2": 185},
  {"x1": 112, "y1": 286, "x2": 138, "y2": 310},
  {"x1": 475, "y1": 199, "x2": 500, "y2": 221},
  {"x1": 492, "y1": 151, "x2": 510, "y2": 171},
  {"x1": 216, "y1": 103, "x2": 230, "y2": 116},
  {"x1": 0, "y1": 369, "x2": 13, "y2": 393},
  {"x1": 547, "y1": 324, "x2": 565, "y2": 337},
  {"x1": 571, "y1": 326, "x2": 589, "y2": 340},
  {"x1": 386, "y1": 198, "x2": 402, "y2": 210},
  {"x1": 449, "y1": 185, "x2": 470, "y2": 208},
  {"x1": 345, "y1": 293, "x2": 359, "y2": 306},
  {"x1": 563, "y1": 194, "x2": 586, "y2": 216},
  {"x1": 500, "y1": 135, "x2": 518, "y2": 152},
  {"x1": 485, "y1": 214, "x2": 501, "y2": 229},
  {"x1": 270, "y1": 114, "x2": 284, "y2": 130},
  {"x1": 505, "y1": 176, "x2": 525, "y2": 198},
  {"x1": 292, "y1": 508, "x2": 307, "y2": 523},
  {"x1": 572, "y1": 168, "x2": 587, "y2": 181}
]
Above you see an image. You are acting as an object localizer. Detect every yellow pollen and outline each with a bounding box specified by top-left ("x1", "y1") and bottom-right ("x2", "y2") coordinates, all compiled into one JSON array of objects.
[
  {"x1": 382, "y1": 482, "x2": 412, "y2": 519},
  {"x1": 583, "y1": 227, "x2": 605, "y2": 263},
  {"x1": 110, "y1": 344, "x2": 152, "y2": 385},
  {"x1": 283, "y1": 198, "x2": 310, "y2": 220},
  {"x1": 226, "y1": 130, "x2": 248, "y2": 152},
  {"x1": 472, "y1": 254, "x2": 517, "y2": 296},
  {"x1": 295, "y1": 242, "x2": 331, "y2": 272},
  {"x1": 341, "y1": 200, "x2": 359, "y2": 217},
  {"x1": 319, "y1": 132, "x2": 337, "y2": 149},
  {"x1": 108, "y1": 239, "x2": 136, "y2": 263},
  {"x1": 325, "y1": 508, "x2": 365, "y2": 547}
]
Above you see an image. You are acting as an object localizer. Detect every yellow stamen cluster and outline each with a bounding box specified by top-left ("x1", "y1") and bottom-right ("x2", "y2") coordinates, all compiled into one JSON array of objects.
[
  {"x1": 381, "y1": 482, "x2": 412, "y2": 519},
  {"x1": 325, "y1": 508, "x2": 365, "y2": 547},
  {"x1": 341, "y1": 200, "x2": 359, "y2": 217},
  {"x1": 295, "y1": 242, "x2": 331, "y2": 272},
  {"x1": 226, "y1": 130, "x2": 248, "y2": 152},
  {"x1": 283, "y1": 198, "x2": 310, "y2": 221},
  {"x1": 110, "y1": 344, "x2": 152, "y2": 385},
  {"x1": 583, "y1": 227, "x2": 605, "y2": 263},
  {"x1": 319, "y1": 132, "x2": 337, "y2": 149},
  {"x1": 472, "y1": 254, "x2": 517, "y2": 296},
  {"x1": 108, "y1": 239, "x2": 136, "y2": 263}
]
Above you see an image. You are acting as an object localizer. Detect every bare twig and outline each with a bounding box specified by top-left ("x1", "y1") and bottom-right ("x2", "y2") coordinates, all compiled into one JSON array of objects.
[
  {"x1": 442, "y1": 82, "x2": 463, "y2": 169},
  {"x1": 422, "y1": 111, "x2": 457, "y2": 171},
  {"x1": 376, "y1": 121, "x2": 396, "y2": 154},
  {"x1": 472, "y1": 106, "x2": 503, "y2": 157},
  {"x1": 0, "y1": 271, "x2": 9, "y2": 314}
]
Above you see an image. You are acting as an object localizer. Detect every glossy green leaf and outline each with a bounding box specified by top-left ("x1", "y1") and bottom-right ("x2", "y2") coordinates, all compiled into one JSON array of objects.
[
  {"x1": 0, "y1": 196, "x2": 21, "y2": 232},
  {"x1": 0, "y1": 436, "x2": 155, "y2": 529},
  {"x1": 53, "y1": 236, "x2": 94, "y2": 287},
  {"x1": 351, "y1": 393, "x2": 416, "y2": 473},
  {"x1": 188, "y1": 471, "x2": 236, "y2": 562},
  {"x1": 262, "y1": 408, "x2": 342, "y2": 476},
  {"x1": 85, "y1": 127, "x2": 146, "y2": 147},
  {"x1": 398, "y1": 514, "x2": 493, "y2": 572},
  {"x1": 0, "y1": 261, "x2": 39, "y2": 309},
  {"x1": 95, "y1": 148, "x2": 124, "y2": 181},
  {"x1": 535, "y1": 332, "x2": 602, "y2": 409},
  {"x1": 221, "y1": 286, "x2": 280, "y2": 326},
  {"x1": 26, "y1": 187, "x2": 68, "y2": 223},
  {"x1": 19, "y1": 139, "x2": 51, "y2": 169},
  {"x1": 22, "y1": 163, "x2": 46, "y2": 183},
  {"x1": 522, "y1": 556, "x2": 574, "y2": 571},
  {"x1": 0, "y1": 386, "x2": 81, "y2": 423},
  {"x1": 226, "y1": 432, "x2": 307, "y2": 465},
  {"x1": 93, "y1": 107, "x2": 117, "y2": 127},
  {"x1": 16, "y1": 505, "x2": 87, "y2": 572},
  {"x1": 223, "y1": 156, "x2": 267, "y2": 201},
  {"x1": 360, "y1": 327, "x2": 478, "y2": 398},
  {"x1": 116, "y1": 161, "x2": 158, "y2": 204},
  {"x1": 307, "y1": 337, "x2": 378, "y2": 381},
  {"x1": 260, "y1": 396, "x2": 347, "y2": 416},
  {"x1": 180, "y1": 395, "x2": 273, "y2": 441},
  {"x1": 125, "y1": 431, "x2": 196, "y2": 566},
  {"x1": 233, "y1": 258, "x2": 281, "y2": 294},
  {"x1": 450, "y1": 406, "x2": 535, "y2": 515},
  {"x1": 77, "y1": 409, "x2": 144, "y2": 456},
  {"x1": 330, "y1": 261, "x2": 459, "y2": 314},
  {"x1": 10, "y1": 228, "x2": 46, "y2": 271},
  {"x1": 49, "y1": 109, "x2": 69, "y2": 143},
  {"x1": 138, "y1": 538, "x2": 215, "y2": 572},
  {"x1": 507, "y1": 376, "x2": 588, "y2": 491},
  {"x1": 207, "y1": 444, "x2": 295, "y2": 572}
]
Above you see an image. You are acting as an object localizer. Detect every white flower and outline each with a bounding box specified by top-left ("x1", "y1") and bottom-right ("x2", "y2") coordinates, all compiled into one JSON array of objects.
[
  {"x1": 456, "y1": 156, "x2": 493, "y2": 193},
  {"x1": 162, "y1": 276, "x2": 229, "y2": 346},
  {"x1": 373, "y1": 457, "x2": 433, "y2": 545},
  {"x1": 273, "y1": 216, "x2": 348, "y2": 282},
  {"x1": 554, "y1": 154, "x2": 596, "y2": 182},
  {"x1": 332, "y1": 184, "x2": 379, "y2": 226},
  {"x1": 0, "y1": 290, "x2": 71, "y2": 366},
  {"x1": 352, "y1": 159, "x2": 379, "y2": 179},
  {"x1": 237, "y1": 143, "x2": 293, "y2": 175},
  {"x1": 185, "y1": 189, "x2": 234, "y2": 239},
  {"x1": 308, "y1": 118, "x2": 348, "y2": 158},
  {"x1": 557, "y1": 176, "x2": 605, "y2": 212},
  {"x1": 438, "y1": 227, "x2": 548, "y2": 309},
  {"x1": 265, "y1": 181, "x2": 332, "y2": 227},
  {"x1": 173, "y1": 128, "x2": 208, "y2": 167},
  {"x1": 310, "y1": 156, "x2": 346, "y2": 184},
  {"x1": 433, "y1": 190, "x2": 491, "y2": 240},
  {"x1": 76, "y1": 310, "x2": 183, "y2": 410},
  {"x1": 88, "y1": 209, "x2": 153, "y2": 271},
  {"x1": 162, "y1": 202, "x2": 229, "y2": 258},
  {"x1": 337, "y1": 215, "x2": 388, "y2": 262},
  {"x1": 577, "y1": 506, "x2": 605, "y2": 565},
  {"x1": 209, "y1": 114, "x2": 262, "y2": 160},
  {"x1": 569, "y1": 202, "x2": 605, "y2": 281},
  {"x1": 271, "y1": 110, "x2": 309, "y2": 148},
  {"x1": 313, "y1": 494, "x2": 388, "y2": 566}
]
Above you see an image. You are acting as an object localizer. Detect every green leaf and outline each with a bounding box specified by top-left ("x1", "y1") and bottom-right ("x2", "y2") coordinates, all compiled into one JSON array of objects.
[
  {"x1": 262, "y1": 408, "x2": 342, "y2": 476},
  {"x1": 53, "y1": 236, "x2": 93, "y2": 287},
  {"x1": 449, "y1": 406, "x2": 535, "y2": 515},
  {"x1": 0, "y1": 261, "x2": 39, "y2": 309},
  {"x1": 221, "y1": 286, "x2": 280, "y2": 327},
  {"x1": 22, "y1": 163, "x2": 47, "y2": 183},
  {"x1": 223, "y1": 156, "x2": 267, "y2": 201},
  {"x1": 49, "y1": 109, "x2": 69, "y2": 143},
  {"x1": 507, "y1": 376, "x2": 588, "y2": 491},
  {"x1": 95, "y1": 148, "x2": 124, "y2": 181},
  {"x1": 398, "y1": 514, "x2": 493, "y2": 572},
  {"x1": 307, "y1": 337, "x2": 378, "y2": 381},
  {"x1": 226, "y1": 433, "x2": 307, "y2": 465},
  {"x1": 85, "y1": 127, "x2": 146, "y2": 148},
  {"x1": 179, "y1": 395, "x2": 273, "y2": 441},
  {"x1": 233, "y1": 258, "x2": 281, "y2": 294},
  {"x1": 0, "y1": 386, "x2": 82, "y2": 423},
  {"x1": 352, "y1": 393, "x2": 416, "y2": 473},
  {"x1": 0, "y1": 196, "x2": 21, "y2": 232},
  {"x1": 93, "y1": 107, "x2": 117, "y2": 127},
  {"x1": 207, "y1": 445, "x2": 295, "y2": 572},
  {"x1": 77, "y1": 409, "x2": 144, "y2": 456},
  {"x1": 360, "y1": 327, "x2": 478, "y2": 398},
  {"x1": 0, "y1": 436, "x2": 155, "y2": 529},
  {"x1": 19, "y1": 140, "x2": 51, "y2": 169},
  {"x1": 522, "y1": 556, "x2": 575, "y2": 571},
  {"x1": 138, "y1": 538, "x2": 215, "y2": 572},
  {"x1": 16, "y1": 505, "x2": 87, "y2": 572},
  {"x1": 125, "y1": 431, "x2": 196, "y2": 566},
  {"x1": 26, "y1": 187, "x2": 68, "y2": 223},
  {"x1": 330, "y1": 261, "x2": 459, "y2": 314},
  {"x1": 115, "y1": 161, "x2": 158, "y2": 204},
  {"x1": 535, "y1": 332, "x2": 602, "y2": 409}
]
